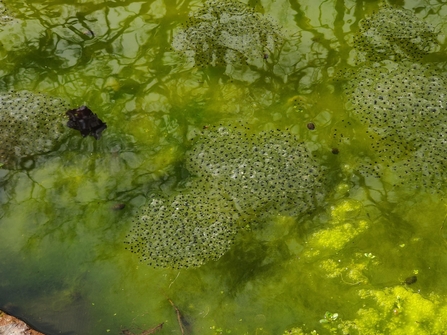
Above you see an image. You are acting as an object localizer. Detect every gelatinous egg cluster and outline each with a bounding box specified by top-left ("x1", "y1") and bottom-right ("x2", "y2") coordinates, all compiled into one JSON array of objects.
[
  {"x1": 172, "y1": 0, "x2": 283, "y2": 67},
  {"x1": 126, "y1": 126, "x2": 327, "y2": 268},
  {"x1": 354, "y1": 6, "x2": 437, "y2": 62},
  {"x1": 345, "y1": 61, "x2": 447, "y2": 190},
  {"x1": 0, "y1": 0, "x2": 14, "y2": 24},
  {"x1": 126, "y1": 187, "x2": 240, "y2": 269},
  {"x1": 0, "y1": 91, "x2": 68, "y2": 167},
  {"x1": 186, "y1": 126, "x2": 326, "y2": 217}
]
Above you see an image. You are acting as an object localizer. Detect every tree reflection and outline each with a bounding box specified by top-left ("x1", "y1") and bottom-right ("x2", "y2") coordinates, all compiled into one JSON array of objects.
[{"x1": 3, "y1": 1, "x2": 447, "y2": 334}]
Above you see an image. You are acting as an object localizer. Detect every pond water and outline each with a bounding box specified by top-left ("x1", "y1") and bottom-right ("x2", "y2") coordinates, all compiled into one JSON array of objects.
[{"x1": 2, "y1": 0, "x2": 447, "y2": 334}]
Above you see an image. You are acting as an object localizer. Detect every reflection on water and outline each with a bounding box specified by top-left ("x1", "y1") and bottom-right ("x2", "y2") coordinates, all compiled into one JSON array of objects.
[{"x1": 2, "y1": 0, "x2": 447, "y2": 334}]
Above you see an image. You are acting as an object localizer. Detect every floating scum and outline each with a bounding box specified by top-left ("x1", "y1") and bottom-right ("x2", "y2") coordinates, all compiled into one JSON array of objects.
[
  {"x1": 126, "y1": 126, "x2": 328, "y2": 269},
  {"x1": 172, "y1": 0, "x2": 284, "y2": 67}
]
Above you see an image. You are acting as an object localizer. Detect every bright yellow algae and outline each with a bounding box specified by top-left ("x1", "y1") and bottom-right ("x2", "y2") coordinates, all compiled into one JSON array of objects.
[
  {"x1": 350, "y1": 286, "x2": 447, "y2": 334},
  {"x1": 285, "y1": 286, "x2": 447, "y2": 334},
  {"x1": 308, "y1": 220, "x2": 368, "y2": 251},
  {"x1": 283, "y1": 198, "x2": 447, "y2": 335},
  {"x1": 319, "y1": 255, "x2": 369, "y2": 285},
  {"x1": 329, "y1": 199, "x2": 363, "y2": 222},
  {"x1": 303, "y1": 199, "x2": 368, "y2": 257}
]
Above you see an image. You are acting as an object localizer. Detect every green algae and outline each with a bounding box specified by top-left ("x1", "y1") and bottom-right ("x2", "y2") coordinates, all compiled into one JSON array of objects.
[
  {"x1": 285, "y1": 286, "x2": 447, "y2": 334},
  {"x1": 2, "y1": 0, "x2": 447, "y2": 334}
]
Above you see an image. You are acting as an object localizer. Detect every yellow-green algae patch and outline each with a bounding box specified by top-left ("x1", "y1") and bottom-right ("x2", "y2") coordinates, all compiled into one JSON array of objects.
[
  {"x1": 281, "y1": 196, "x2": 447, "y2": 335},
  {"x1": 303, "y1": 199, "x2": 368, "y2": 256},
  {"x1": 285, "y1": 287, "x2": 447, "y2": 334}
]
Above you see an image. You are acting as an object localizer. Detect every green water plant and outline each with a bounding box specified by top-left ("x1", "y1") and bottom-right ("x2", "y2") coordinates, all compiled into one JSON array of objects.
[
  {"x1": 319, "y1": 311, "x2": 339, "y2": 324},
  {"x1": 126, "y1": 126, "x2": 328, "y2": 268},
  {"x1": 172, "y1": 0, "x2": 284, "y2": 67},
  {"x1": 0, "y1": 90, "x2": 69, "y2": 168},
  {"x1": 302, "y1": 199, "x2": 373, "y2": 285},
  {"x1": 354, "y1": 5, "x2": 437, "y2": 62}
]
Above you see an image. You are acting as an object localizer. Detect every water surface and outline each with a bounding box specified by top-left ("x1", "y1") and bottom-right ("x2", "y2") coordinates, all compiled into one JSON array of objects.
[{"x1": 2, "y1": 0, "x2": 447, "y2": 334}]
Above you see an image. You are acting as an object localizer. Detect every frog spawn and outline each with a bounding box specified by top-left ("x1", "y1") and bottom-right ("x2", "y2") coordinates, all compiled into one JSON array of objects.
[
  {"x1": 0, "y1": 90, "x2": 69, "y2": 167},
  {"x1": 354, "y1": 5, "x2": 437, "y2": 62},
  {"x1": 126, "y1": 126, "x2": 327, "y2": 269},
  {"x1": 126, "y1": 188, "x2": 240, "y2": 269},
  {"x1": 0, "y1": 0, "x2": 14, "y2": 24},
  {"x1": 172, "y1": 0, "x2": 284, "y2": 67},
  {"x1": 344, "y1": 61, "x2": 447, "y2": 191},
  {"x1": 186, "y1": 126, "x2": 326, "y2": 217},
  {"x1": 341, "y1": 3, "x2": 447, "y2": 191}
]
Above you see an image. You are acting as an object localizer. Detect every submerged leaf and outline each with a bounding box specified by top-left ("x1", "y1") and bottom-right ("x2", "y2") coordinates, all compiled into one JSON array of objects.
[{"x1": 66, "y1": 106, "x2": 107, "y2": 140}]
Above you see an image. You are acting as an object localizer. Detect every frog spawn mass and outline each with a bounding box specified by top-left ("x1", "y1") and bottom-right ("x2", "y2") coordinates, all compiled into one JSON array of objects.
[
  {"x1": 126, "y1": 127, "x2": 327, "y2": 269},
  {"x1": 0, "y1": 91, "x2": 68, "y2": 167},
  {"x1": 172, "y1": 0, "x2": 284, "y2": 67},
  {"x1": 0, "y1": 0, "x2": 14, "y2": 25},
  {"x1": 354, "y1": 5, "x2": 437, "y2": 62},
  {"x1": 126, "y1": 188, "x2": 240, "y2": 269},
  {"x1": 345, "y1": 62, "x2": 447, "y2": 191},
  {"x1": 343, "y1": 5, "x2": 447, "y2": 191},
  {"x1": 185, "y1": 126, "x2": 326, "y2": 217}
]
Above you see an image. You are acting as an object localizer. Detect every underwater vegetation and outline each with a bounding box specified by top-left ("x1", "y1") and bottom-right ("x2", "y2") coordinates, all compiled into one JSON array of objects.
[
  {"x1": 0, "y1": 90, "x2": 69, "y2": 168},
  {"x1": 172, "y1": 0, "x2": 284, "y2": 67},
  {"x1": 126, "y1": 126, "x2": 328, "y2": 268},
  {"x1": 284, "y1": 286, "x2": 447, "y2": 334},
  {"x1": 280, "y1": 199, "x2": 447, "y2": 335},
  {"x1": 353, "y1": 5, "x2": 438, "y2": 62}
]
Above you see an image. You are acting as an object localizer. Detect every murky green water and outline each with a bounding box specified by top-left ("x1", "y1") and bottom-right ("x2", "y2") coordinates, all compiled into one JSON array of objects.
[{"x1": 2, "y1": 0, "x2": 447, "y2": 334}]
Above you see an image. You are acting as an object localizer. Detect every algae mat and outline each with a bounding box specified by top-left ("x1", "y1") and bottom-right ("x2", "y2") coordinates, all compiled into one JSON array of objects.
[{"x1": 2, "y1": 0, "x2": 447, "y2": 334}]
